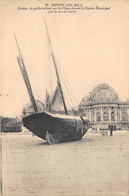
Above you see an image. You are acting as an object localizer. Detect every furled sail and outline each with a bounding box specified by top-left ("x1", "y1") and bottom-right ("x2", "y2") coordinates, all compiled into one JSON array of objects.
[
  {"x1": 51, "y1": 83, "x2": 62, "y2": 111},
  {"x1": 45, "y1": 89, "x2": 51, "y2": 112},
  {"x1": 15, "y1": 34, "x2": 38, "y2": 114},
  {"x1": 45, "y1": 84, "x2": 63, "y2": 112}
]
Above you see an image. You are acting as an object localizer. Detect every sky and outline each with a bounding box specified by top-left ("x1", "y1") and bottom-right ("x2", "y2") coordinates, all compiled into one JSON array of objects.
[{"x1": 1, "y1": 0, "x2": 129, "y2": 117}]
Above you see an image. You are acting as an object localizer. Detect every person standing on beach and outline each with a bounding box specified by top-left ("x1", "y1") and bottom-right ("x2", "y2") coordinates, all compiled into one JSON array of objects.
[
  {"x1": 110, "y1": 124, "x2": 113, "y2": 136},
  {"x1": 108, "y1": 124, "x2": 111, "y2": 131},
  {"x1": 114, "y1": 125, "x2": 116, "y2": 131}
]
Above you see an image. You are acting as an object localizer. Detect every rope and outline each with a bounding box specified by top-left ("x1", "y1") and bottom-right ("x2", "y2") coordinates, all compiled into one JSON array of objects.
[{"x1": 57, "y1": 65, "x2": 77, "y2": 111}]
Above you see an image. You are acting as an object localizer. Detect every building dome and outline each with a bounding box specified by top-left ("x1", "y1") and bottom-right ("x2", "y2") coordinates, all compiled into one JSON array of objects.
[
  {"x1": 82, "y1": 83, "x2": 119, "y2": 104},
  {"x1": 79, "y1": 83, "x2": 128, "y2": 130}
]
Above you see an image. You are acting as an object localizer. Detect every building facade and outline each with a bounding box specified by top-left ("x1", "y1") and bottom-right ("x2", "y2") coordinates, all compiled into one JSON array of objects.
[{"x1": 79, "y1": 84, "x2": 129, "y2": 130}]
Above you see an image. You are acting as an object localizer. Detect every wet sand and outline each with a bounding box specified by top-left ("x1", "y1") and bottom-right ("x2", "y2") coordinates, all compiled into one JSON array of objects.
[{"x1": 1, "y1": 129, "x2": 129, "y2": 196}]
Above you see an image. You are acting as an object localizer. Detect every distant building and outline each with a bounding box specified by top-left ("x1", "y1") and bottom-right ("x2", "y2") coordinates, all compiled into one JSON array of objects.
[
  {"x1": 79, "y1": 83, "x2": 129, "y2": 130},
  {"x1": 1, "y1": 116, "x2": 22, "y2": 133}
]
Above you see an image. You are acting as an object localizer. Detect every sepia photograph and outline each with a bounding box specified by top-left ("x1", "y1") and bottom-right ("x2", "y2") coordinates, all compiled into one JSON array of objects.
[{"x1": 0, "y1": 0, "x2": 129, "y2": 195}]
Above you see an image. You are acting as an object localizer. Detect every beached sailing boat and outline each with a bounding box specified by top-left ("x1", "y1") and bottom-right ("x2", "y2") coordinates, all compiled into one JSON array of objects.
[{"x1": 15, "y1": 21, "x2": 90, "y2": 144}]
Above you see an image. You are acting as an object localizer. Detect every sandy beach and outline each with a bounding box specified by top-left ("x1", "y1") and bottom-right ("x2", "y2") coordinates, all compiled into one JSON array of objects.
[{"x1": 1, "y1": 129, "x2": 129, "y2": 196}]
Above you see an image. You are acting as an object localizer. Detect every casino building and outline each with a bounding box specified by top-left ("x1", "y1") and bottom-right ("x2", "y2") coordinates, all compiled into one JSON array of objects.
[{"x1": 79, "y1": 83, "x2": 129, "y2": 130}]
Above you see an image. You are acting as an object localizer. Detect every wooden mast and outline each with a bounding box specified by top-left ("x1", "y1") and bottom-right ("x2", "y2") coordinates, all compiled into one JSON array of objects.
[
  {"x1": 44, "y1": 20, "x2": 68, "y2": 115},
  {"x1": 14, "y1": 34, "x2": 38, "y2": 114}
]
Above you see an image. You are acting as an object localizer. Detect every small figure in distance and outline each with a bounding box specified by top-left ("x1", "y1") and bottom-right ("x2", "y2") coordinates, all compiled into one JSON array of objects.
[
  {"x1": 108, "y1": 124, "x2": 111, "y2": 131},
  {"x1": 110, "y1": 124, "x2": 113, "y2": 136},
  {"x1": 114, "y1": 125, "x2": 116, "y2": 131}
]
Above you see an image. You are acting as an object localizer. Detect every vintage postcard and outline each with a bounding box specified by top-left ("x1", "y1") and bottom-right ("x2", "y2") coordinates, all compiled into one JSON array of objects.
[{"x1": 0, "y1": 0, "x2": 129, "y2": 196}]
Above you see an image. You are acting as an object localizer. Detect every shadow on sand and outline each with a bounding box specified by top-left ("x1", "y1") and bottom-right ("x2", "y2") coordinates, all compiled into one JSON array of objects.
[{"x1": 32, "y1": 137, "x2": 95, "y2": 147}]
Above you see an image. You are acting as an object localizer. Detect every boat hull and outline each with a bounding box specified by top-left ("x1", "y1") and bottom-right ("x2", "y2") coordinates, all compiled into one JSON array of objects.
[{"x1": 23, "y1": 112, "x2": 89, "y2": 144}]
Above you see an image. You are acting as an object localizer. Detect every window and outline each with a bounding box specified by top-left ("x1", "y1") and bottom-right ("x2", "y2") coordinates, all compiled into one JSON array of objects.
[
  {"x1": 96, "y1": 112, "x2": 101, "y2": 121},
  {"x1": 103, "y1": 111, "x2": 109, "y2": 121},
  {"x1": 121, "y1": 108, "x2": 127, "y2": 121},
  {"x1": 111, "y1": 111, "x2": 115, "y2": 121}
]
